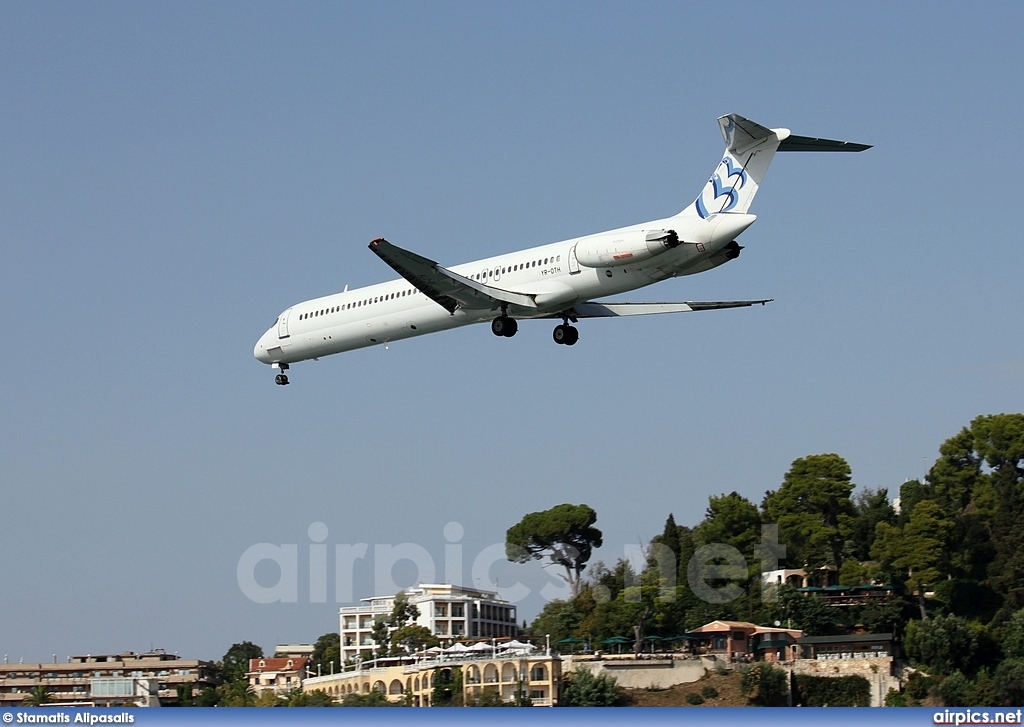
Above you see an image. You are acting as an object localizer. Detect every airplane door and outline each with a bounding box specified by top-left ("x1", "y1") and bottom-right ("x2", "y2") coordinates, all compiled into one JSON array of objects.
[
  {"x1": 568, "y1": 244, "x2": 581, "y2": 274},
  {"x1": 278, "y1": 308, "x2": 292, "y2": 339}
]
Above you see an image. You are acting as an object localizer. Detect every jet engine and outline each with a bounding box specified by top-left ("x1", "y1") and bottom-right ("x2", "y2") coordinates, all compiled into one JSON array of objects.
[{"x1": 574, "y1": 229, "x2": 680, "y2": 268}]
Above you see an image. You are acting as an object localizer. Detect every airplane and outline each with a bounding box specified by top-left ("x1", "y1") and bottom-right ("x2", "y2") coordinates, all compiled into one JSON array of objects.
[{"x1": 254, "y1": 114, "x2": 868, "y2": 385}]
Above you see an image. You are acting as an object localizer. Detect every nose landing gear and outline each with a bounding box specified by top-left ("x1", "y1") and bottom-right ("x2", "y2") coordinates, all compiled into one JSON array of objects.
[{"x1": 273, "y1": 362, "x2": 290, "y2": 386}]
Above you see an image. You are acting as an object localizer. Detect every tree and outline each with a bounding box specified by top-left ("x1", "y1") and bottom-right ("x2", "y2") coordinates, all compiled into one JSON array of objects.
[
  {"x1": 907, "y1": 614, "x2": 978, "y2": 676},
  {"x1": 526, "y1": 598, "x2": 582, "y2": 643},
  {"x1": 694, "y1": 492, "x2": 763, "y2": 618},
  {"x1": 506, "y1": 504, "x2": 603, "y2": 598},
  {"x1": 939, "y1": 671, "x2": 971, "y2": 707},
  {"x1": 390, "y1": 624, "x2": 440, "y2": 655},
  {"x1": 217, "y1": 679, "x2": 257, "y2": 706},
  {"x1": 370, "y1": 616, "x2": 391, "y2": 659},
  {"x1": 222, "y1": 641, "x2": 263, "y2": 685},
  {"x1": 769, "y1": 585, "x2": 842, "y2": 636},
  {"x1": 969, "y1": 415, "x2": 1024, "y2": 604},
  {"x1": 22, "y1": 685, "x2": 52, "y2": 706},
  {"x1": 848, "y1": 487, "x2": 897, "y2": 561},
  {"x1": 1002, "y1": 609, "x2": 1024, "y2": 659},
  {"x1": 389, "y1": 591, "x2": 419, "y2": 628},
  {"x1": 658, "y1": 514, "x2": 681, "y2": 565},
  {"x1": 921, "y1": 414, "x2": 1024, "y2": 606},
  {"x1": 282, "y1": 688, "x2": 335, "y2": 706},
  {"x1": 175, "y1": 682, "x2": 195, "y2": 707},
  {"x1": 872, "y1": 500, "x2": 953, "y2": 618},
  {"x1": 194, "y1": 685, "x2": 219, "y2": 707},
  {"x1": 431, "y1": 666, "x2": 463, "y2": 707},
  {"x1": 310, "y1": 632, "x2": 341, "y2": 676},
  {"x1": 995, "y1": 658, "x2": 1024, "y2": 705},
  {"x1": 561, "y1": 666, "x2": 618, "y2": 706},
  {"x1": 340, "y1": 691, "x2": 392, "y2": 707},
  {"x1": 696, "y1": 491, "x2": 762, "y2": 558},
  {"x1": 763, "y1": 454, "x2": 855, "y2": 570}
]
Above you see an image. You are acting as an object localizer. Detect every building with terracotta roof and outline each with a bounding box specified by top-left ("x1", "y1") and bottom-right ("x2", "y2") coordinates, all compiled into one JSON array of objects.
[
  {"x1": 688, "y1": 620, "x2": 803, "y2": 662},
  {"x1": 246, "y1": 656, "x2": 309, "y2": 697}
]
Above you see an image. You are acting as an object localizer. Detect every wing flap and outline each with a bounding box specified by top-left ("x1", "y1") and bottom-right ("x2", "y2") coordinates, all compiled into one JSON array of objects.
[{"x1": 570, "y1": 299, "x2": 772, "y2": 318}]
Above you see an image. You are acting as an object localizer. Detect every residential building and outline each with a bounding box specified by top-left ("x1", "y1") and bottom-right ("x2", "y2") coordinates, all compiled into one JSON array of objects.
[
  {"x1": 791, "y1": 633, "x2": 900, "y2": 706},
  {"x1": 688, "y1": 620, "x2": 803, "y2": 662},
  {"x1": 339, "y1": 584, "x2": 517, "y2": 662},
  {"x1": 795, "y1": 632, "x2": 898, "y2": 661},
  {"x1": 273, "y1": 644, "x2": 315, "y2": 659},
  {"x1": 0, "y1": 650, "x2": 218, "y2": 707},
  {"x1": 246, "y1": 657, "x2": 310, "y2": 696}
]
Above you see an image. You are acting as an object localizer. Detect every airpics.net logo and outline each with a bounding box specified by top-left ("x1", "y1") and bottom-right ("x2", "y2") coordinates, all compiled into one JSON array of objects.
[{"x1": 235, "y1": 522, "x2": 787, "y2": 605}]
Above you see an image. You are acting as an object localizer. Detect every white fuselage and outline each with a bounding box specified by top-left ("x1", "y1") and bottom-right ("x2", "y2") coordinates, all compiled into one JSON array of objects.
[{"x1": 253, "y1": 211, "x2": 755, "y2": 366}]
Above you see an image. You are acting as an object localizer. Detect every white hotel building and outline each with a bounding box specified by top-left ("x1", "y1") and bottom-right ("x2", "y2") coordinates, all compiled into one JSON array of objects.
[{"x1": 339, "y1": 584, "x2": 517, "y2": 662}]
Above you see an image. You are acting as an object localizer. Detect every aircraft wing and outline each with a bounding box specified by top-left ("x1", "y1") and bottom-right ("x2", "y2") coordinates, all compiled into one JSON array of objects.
[
  {"x1": 369, "y1": 238, "x2": 537, "y2": 314},
  {"x1": 567, "y1": 299, "x2": 773, "y2": 318}
]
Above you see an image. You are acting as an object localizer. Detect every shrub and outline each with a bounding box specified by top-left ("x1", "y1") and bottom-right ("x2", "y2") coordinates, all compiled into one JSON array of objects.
[
  {"x1": 561, "y1": 666, "x2": 619, "y2": 707},
  {"x1": 685, "y1": 693, "x2": 704, "y2": 705},
  {"x1": 740, "y1": 662, "x2": 789, "y2": 707},
  {"x1": 793, "y1": 674, "x2": 870, "y2": 707},
  {"x1": 939, "y1": 671, "x2": 970, "y2": 707},
  {"x1": 885, "y1": 688, "x2": 909, "y2": 707},
  {"x1": 906, "y1": 671, "x2": 936, "y2": 700},
  {"x1": 700, "y1": 685, "x2": 718, "y2": 700}
]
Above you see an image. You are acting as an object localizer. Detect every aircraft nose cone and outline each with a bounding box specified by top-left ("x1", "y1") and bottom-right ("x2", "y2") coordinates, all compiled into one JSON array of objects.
[{"x1": 254, "y1": 335, "x2": 272, "y2": 363}]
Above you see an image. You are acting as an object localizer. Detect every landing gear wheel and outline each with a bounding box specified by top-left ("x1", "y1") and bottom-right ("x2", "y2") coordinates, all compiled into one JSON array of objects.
[
  {"x1": 553, "y1": 324, "x2": 579, "y2": 345},
  {"x1": 491, "y1": 316, "x2": 518, "y2": 337},
  {"x1": 275, "y1": 373, "x2": 290, "y2": 386}
]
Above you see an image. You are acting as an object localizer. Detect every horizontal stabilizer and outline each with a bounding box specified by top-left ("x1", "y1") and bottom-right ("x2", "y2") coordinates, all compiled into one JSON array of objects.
[
  {"x1": 778, "y1": 135, "x2": 871, "y2": 152},
  {"x1": 568, "y1": 299, "x2": 773, "y2": 318}
]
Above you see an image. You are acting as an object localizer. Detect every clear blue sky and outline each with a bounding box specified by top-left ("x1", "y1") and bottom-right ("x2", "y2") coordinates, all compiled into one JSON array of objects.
[{"x1": 2, "y1": 2, "x2": 1022, "y2": 662}]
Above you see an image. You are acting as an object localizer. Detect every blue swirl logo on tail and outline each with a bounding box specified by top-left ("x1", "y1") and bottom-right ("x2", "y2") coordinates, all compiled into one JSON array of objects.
[{"x1": 696, "y1": 157, "x2": 747, "y2": 219}]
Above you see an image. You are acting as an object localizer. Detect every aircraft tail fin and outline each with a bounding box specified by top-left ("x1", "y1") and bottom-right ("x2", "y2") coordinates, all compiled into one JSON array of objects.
[{"x1": 679, "y1": 114, "x2": 870, "y2": 218}]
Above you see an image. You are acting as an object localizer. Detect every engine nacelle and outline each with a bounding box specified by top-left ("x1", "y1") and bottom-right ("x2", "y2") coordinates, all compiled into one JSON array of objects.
[{"x1": 575, "y1": 228, "x2": 680, "y2": 268}]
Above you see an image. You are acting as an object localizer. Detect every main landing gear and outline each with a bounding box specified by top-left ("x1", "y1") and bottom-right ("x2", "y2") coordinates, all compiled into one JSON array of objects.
[
  {"x1": 491, "y1": 310, "x2": 579, "y2": 345},
  {"x1": 491, "y1": 313, "x2": 518, "y2": 338},
  {"x1": 274, "y1": 362, "x2": 290, "y2": 386},
  {"x1": 553, "y1": 322, "x2": 579, "y2": 346}
]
